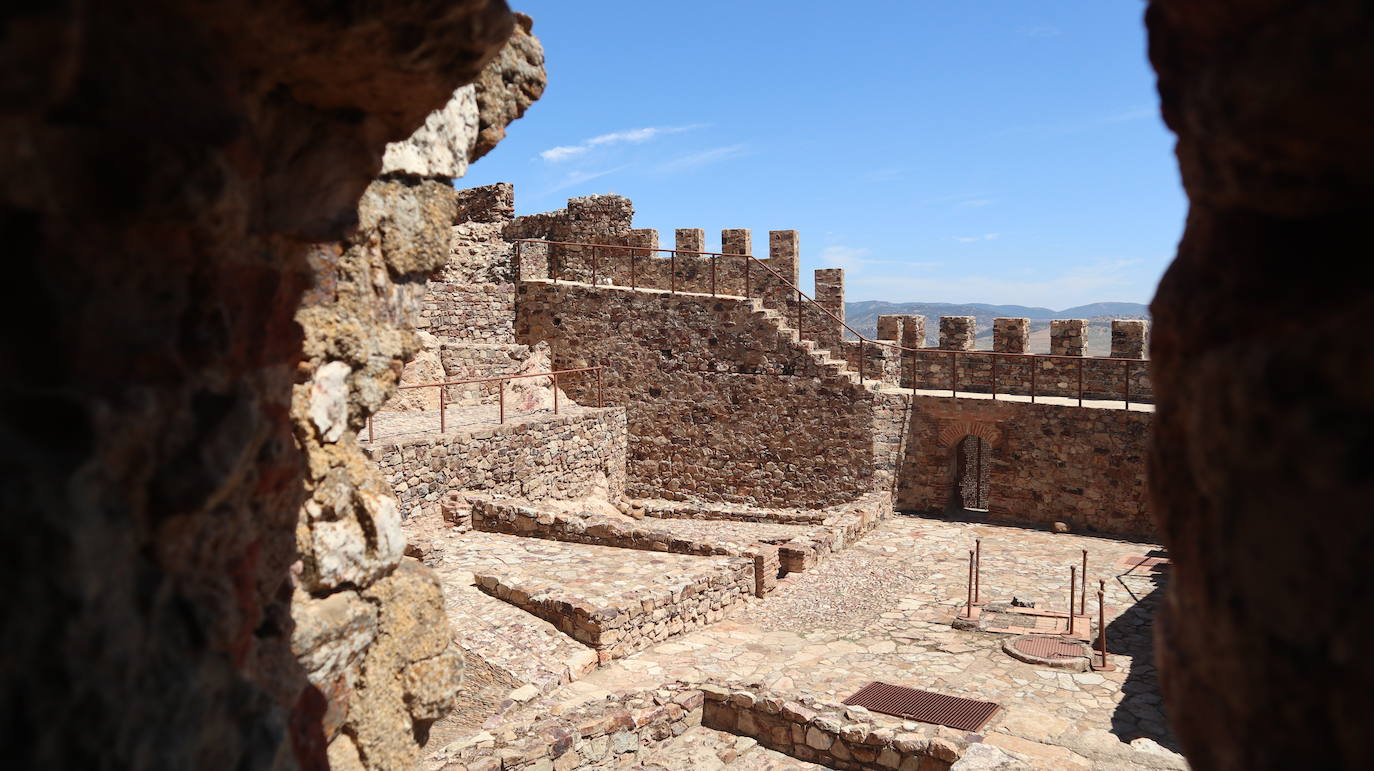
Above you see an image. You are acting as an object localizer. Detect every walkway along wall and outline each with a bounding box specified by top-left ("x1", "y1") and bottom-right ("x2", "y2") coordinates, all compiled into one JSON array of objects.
[
  {"x1": 516, "y1": 280, "x2": 904, "y2": 508},
  {"x1": 898, "y1": 395, "x2": 1154, "y2": 538}
]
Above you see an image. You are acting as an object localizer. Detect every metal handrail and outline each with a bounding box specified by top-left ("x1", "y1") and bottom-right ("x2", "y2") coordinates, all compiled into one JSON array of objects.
[
  {"x1": 365, "y1": 365, "x2": 605, "y2": 441},
  {"x1": 513, "y1": 238, "x2": 1146, "y2": 409}
]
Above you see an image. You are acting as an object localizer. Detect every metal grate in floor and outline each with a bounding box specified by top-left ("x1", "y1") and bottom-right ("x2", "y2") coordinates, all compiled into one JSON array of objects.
[
  {"x1": 841, "y1": 681, "x2": 1000, "y2": 732},
  {"x1": 1008, "y1": 635, "x2": 1088, "y2": 660}
]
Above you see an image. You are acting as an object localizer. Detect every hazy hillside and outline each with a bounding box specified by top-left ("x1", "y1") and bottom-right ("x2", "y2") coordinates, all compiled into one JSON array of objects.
[{"x1": 844, "y1": 300, "x2": 1150, "y2": 356}]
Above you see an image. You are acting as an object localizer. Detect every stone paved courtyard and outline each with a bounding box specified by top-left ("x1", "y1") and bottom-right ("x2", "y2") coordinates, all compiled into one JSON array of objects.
[{"x1": 420, "y1": 512, "x2": 1186, "y2": 770}]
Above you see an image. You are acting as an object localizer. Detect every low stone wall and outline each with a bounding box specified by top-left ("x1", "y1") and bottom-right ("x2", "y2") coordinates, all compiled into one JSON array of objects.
[
  {"x1": 639, "y1": 500, "x2": 829, "y2": 524},
  {"x1": 364, "y1": 405, "x2": 627, "y2": 521},
  {"x1": 906, "y1": 352, "x2": 1154, "y2": 403},
  {"x1": 700, "y1": 683, "x2": 966, "y2": 770},
  {"x1": 897, "y1": 395, "x2": 1153, "y2": 538},
  {"x1": 473, "y1": 556, "x2": 754, "y2": 661},
  {"x1": 468, "y1": 492, "x2": 892, "y2": 597},
  {"x1": 468, "y1": 495, "x2": 781, "y2": 597},
  {"x1": 434, "y1": 685, "x2": 706, "y2": 770}
]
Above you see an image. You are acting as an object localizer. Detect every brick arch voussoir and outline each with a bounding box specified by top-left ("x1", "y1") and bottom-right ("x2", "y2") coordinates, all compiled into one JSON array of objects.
[{"x1": 936, "y1": 420, "x2": 1002, "y2": 449}]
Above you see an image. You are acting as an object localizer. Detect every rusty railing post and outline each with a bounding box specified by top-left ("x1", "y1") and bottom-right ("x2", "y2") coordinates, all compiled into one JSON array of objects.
[
  {"x1": 950, "y1": 351, "x2": 958, "y2": 397},
  {"x1": 859, "y1": 340, "x2": 865, "y2": 384},
  {"x1": 1094, "y1": 579, "x2": 1115, "y2": 671},
  {"x1": 596, "y1": 366, "x2": 603, "y2": 407},
  {"x1": 1081, "y1": 549, "x2": 1088, "y2": 615},
  {"x1": 1078, "y1": 357, "x2": 1084, "y2": 407},
  {"x1": 991, "y1": 355, "x2": 997, "y2": 401},
  {"x1": 744, "y1": 255, "x2": 751, "y2": 298},
  {"x1": 711, "y1": 253, "x2": 717, "y2": 296},
  {"x1": 1031, "y1": 356, "x2": 1037, "y2": 404},
  {"x1": 965, "y1": 549, "x2": 975, "y2": 618},
  {"x1": 591, "y1": 244, "x2": 598, "y2": 286},
  {"x1": 1124, "y1": 360, "x2": 1131, "y2": 410},
  {"x1": 630, "y1": 246, "x2": 637, "y2": 290},
  {"x1": 553, "y1": 244, "x2": 559, "y2": 283},
  {"x1": 974, "y1": 538, "x2": 982, "y2": 605},
  {"x1": 552, "y1": 373, "x2": 559, "y2": 415},
  {"x1": 797, "y1": 288, "x2": 803, "y2": 336},
  {"x1": 498, "y1": 379, "x2": 505, "y2": 424},
  {"x1": 439, "y1": 384, "x2": 446, "y2": 434},
  {"x1": 1067, "y1": 566, "x2": 1077, "y2": 636},
  {"x1": 670, "y1": 251, "x2": 676, "y2": 294}
]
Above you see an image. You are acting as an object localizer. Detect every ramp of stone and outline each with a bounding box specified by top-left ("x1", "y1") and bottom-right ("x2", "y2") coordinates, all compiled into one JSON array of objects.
[
  {"x1": 457, "y1": 531, "x2": 754, "y2": 660},
  {"x1": 429, "y1": 560, "x2": 598, "y2": 716}
]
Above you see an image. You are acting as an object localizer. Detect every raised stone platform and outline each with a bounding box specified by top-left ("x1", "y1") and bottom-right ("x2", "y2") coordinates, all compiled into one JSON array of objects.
[{"x1": 452, "y1": 531, "x2": 754, "y2": 661}]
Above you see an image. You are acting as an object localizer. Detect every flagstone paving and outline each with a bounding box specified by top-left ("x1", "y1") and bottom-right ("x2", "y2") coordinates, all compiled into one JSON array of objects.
[{"x1": 578, "y1": 515, "x2": 1184, "y2": 770}]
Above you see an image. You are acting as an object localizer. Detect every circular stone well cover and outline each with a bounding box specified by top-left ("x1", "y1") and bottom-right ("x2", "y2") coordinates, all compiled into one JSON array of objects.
[{"x1": 1003, "y1": 635, "x2": 1091, "y2": 670}]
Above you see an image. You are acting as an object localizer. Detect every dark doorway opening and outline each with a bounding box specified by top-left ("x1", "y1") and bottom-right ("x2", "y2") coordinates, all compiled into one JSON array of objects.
[{"x1": 949, "y1": 435, "x2": 989, "y2": 512}]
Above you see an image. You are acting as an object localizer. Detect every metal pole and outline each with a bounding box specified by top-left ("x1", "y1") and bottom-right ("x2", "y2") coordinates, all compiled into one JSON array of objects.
[
  {"x1": 1031, "y1": 357, "x2": 1037, "y2": 404},
  {"x1": 1068, "y1": 566, "x2": 1077, "y2": 635},
  {"x1": 965, "y1": 550, "x2": 975, "y2": 618},
  {"x1": 671, "y1": 252, "x2": 676, "y2": 294},
  {"x1": 630, "y1": 248, "x2": 637, "y2": 290},
  {"x1": 974, "y1": 538, "x2": 982, "y2": 605},
  {"x1": 552, "y1": 373, "x2": 559, "y2": 415},
  {"x1": 1078, "y1": 357, "x2": 1084, "y2": 407},
  {"x1": 859, "y1": 340, "x2": 865, "y2": 384},
  {"x1": 553, "y1": 245, "x2": 559, "y2": 283},
  {"x1": 744, "y1": 256, "x2": 751, "y2": 298},
  {"x1": 797, "y1": 289, "x2": 802, "y2": 336},
  {"x1": 499, "y1": 381, "x2": 505, "y2": 424},
  {"x1": 439, "y1": 384, "x2": 446, "y2": 434},
  {"x1": 597, "y1": 366, "x2": 603, "y2": 407},
  {"x1": 1124, "y1": 360, "x2": 1131, "y2": 410},
  {"x1": 1081, "y1": 549, "x2": 1088, "y2": 615},
  {"x1": 711, "y1": 253, "x2": 717, "y2": 296},
  {"x1": 1094, "y1": 579, "x2": 1115, "y2": 671},
  {"x1": 992, "y1": 356, "x2": 997, "y2": 401},
  {"x1": 951, "y1": 351, "x2": 958, "y2": 397},
  {"x1": 591, "y1": 245, "x2": 598, "y2": 286}
]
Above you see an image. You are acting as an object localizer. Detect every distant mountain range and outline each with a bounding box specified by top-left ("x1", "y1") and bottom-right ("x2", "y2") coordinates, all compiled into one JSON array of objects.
[{"x1": 843, "y1": 300, "x2": 1151, "y2": 356}]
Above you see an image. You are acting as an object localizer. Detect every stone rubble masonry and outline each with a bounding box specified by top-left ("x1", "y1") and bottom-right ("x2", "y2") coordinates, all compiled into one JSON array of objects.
[
  {"x1": 420, "y1": 183, "x2": 518, "y2": 344},
  {"x1": 897, "y1": 394, "x2": 1153, "y2": 537},
  {"x1": 1111, "y1": 319, "x2": 1148, "y2": 359},
  {"x1": 364, "y1": 405, "x2": 628, "y2": 522},
  {"x1": 435, "y1": 685, "x2": 708, "y2": 770},
  {"x1": 939, "y1": 316, "x2": 977, "y2": 351},
  {"x1": 699, "y1": 682, "x2": 966, "y2": 771},
  {"x1": 676, "y1": 227, "x2": 706, "y2": 254},
  {"x1": 813, "y1": 268, "x2": 846, "y2": 349},
  {"x1": 516, "y1": 280, "x2": 897, "y2": 508},
  {"x1": 993, "y1": 318, "x2": 1030, "y2": 354},
  {"x1": 1050, "y1": 319, "x2": 1088, "y2": 357},
  {"x1": 473, "y1": 558, "x2": 755, "y2": 661}
]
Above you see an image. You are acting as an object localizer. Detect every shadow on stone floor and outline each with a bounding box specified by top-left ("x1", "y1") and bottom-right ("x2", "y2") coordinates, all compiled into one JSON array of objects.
[{"x1": 1105, "y1": 577, "x2": 1182, "y2": 754}]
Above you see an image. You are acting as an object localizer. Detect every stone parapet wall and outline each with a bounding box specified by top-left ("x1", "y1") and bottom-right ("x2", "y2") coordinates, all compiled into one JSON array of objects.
[
  {"x1": 906, "y1": 352, "x2": 1154, "y2": 402},
  {"x1": 517, "y1": 280, "x2": 893, "y2": 507},
  {"x1": 364, "y1": 405, "x2": 627, "y2": 521},
  {"x1": 897, "y1": 395, "x2": 1153, "y2": 537},
  {"x1": 699, "y1": 682, "x2": 966, "y2": 770},
  {"x1": 1050, "y1": 319, "x2": 1087, "y2": 357}
]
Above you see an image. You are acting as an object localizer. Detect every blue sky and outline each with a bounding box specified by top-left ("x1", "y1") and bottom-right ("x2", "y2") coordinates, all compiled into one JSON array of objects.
[{"x1": 460, "y1": 1, "x2": 1186, "y2": 309}]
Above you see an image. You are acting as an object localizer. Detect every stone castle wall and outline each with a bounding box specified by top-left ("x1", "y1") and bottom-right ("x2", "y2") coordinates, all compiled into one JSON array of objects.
[
  {"x1": 898, "y1": 394, "x2": 1153, "y2": 537},
  {"x1": 516, "y1": 281, "x2": 893, "y2": 508},
  {"x1": 365, "y1": 405, "x2": 627, "y2": 522}
]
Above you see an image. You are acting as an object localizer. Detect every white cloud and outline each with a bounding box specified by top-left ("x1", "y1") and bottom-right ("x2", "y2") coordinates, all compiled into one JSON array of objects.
[
  {"x1": 984, "y1": 233, "x2": 1001, "y2": 240},
  {"x1": 539, "y1": 145, "x2": 588, "y2": 162},
  {"x1": 654, "y1": 144, "x2": 747, "y2": 173},
  {"x1": 818, "y1": 245, "x2": 941, "y2": 277},
  {"x1": 542, "y1": 166, "x2": 626, "y2": 195},
  {"x1": 538, "y1": 124, "x2": 705, "y2": 163},
  {"x1": 845, "y1": 258, "x2": 1151, "y2": 308}
]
